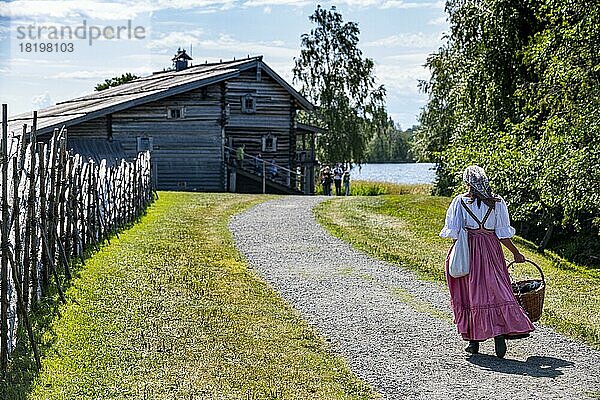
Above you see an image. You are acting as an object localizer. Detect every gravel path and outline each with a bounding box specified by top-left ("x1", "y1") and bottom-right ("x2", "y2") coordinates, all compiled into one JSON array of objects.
[{"x1": 229, "y1": 196, "x2": 600, "y2": 400}]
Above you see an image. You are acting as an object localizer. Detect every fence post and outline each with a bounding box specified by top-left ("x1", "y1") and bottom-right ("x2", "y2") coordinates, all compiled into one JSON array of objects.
[
  {"x1": 27, "y1": 115, "x2": 38, "y2": 307},
  {"x1": 1, "y1": 104, "x2": 9, "y2": 373},
  {"x1": 87, "y1": 162, "x2": 99, "y2": 251},
  {"x1": 12, "y1": 158, "x2": 22, "y2": 316},
  {"x1": 8, "y1": 254, "x2": 41, "y2": 370},
  {"x1": 133, "y1": 158, "x2": 138, "y2": 218},
  {"x1": 47, "y1": 132, "x2": 59, "y2": 280},
  {"x1": 64, "y1": 155, "x2": 74, "y2": 263},
  {"x1": 79, "y1": 162, "x2": 87, "y2": 251},
  {"x1": 56, "y1": 133, "x2": 71, "y2": 279},
  {"x1": 262, "y1": 161, "x2": 266, "y2": 194},
  {"x1": 38, "y1": 143, "x2": 48, "y2": 291}
]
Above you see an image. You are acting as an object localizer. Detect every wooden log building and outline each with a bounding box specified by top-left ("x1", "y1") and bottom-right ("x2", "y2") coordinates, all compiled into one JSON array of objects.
[{"x1": 6, "y1": 51, "x2": 319, "y2": 194}]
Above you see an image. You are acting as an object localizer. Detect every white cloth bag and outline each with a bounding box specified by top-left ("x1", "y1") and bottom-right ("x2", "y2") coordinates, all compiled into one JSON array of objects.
[{"x1": 449, "y1": 227, "x2": 469, "y2": 278}]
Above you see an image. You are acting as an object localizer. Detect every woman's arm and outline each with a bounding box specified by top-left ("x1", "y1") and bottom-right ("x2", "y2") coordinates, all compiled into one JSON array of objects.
[
  {"x1": 439, "y1": 195, "x2": 463, "y2": 240},
  {"x1": 499, "y1": 238, "x2": 526, "y2": 263}
]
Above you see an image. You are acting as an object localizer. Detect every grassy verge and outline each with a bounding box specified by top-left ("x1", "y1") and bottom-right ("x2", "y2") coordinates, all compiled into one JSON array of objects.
[
  {"x1": 314, "y1": 194, "x2": 600, "y2": 350},
  {"x1": 315, "y1": 180, "x2": 432, "y2": 196},
  {"x1": 3, "y1": 192, "x2": 376, "y2": 400}
]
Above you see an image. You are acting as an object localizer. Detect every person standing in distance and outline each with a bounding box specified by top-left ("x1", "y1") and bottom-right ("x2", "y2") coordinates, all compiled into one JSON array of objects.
[{"x1": 333, "y1": 163, "x2": 343, "y2": 196}]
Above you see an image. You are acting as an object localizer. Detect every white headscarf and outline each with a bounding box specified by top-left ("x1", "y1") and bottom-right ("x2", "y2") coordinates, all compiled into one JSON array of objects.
[{"x1": 462, "y1": 165, "x2": 499, "y2": 208}]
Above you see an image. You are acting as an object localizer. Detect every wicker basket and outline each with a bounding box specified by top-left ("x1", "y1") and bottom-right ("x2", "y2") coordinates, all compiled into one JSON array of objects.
[{"x1": 508, "y1": 259, "x2": 546, "y2": 323}]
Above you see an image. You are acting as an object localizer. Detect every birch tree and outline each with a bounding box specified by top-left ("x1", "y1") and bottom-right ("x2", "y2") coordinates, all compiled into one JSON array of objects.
[{"x1": 293, "y1": 5, "x2": 386, "y2": 165}]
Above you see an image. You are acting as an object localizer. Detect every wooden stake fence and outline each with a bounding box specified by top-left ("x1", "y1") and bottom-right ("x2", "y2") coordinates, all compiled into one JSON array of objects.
[{"x1": 0, "y1": 104, "x2": 153, "y2": 373}]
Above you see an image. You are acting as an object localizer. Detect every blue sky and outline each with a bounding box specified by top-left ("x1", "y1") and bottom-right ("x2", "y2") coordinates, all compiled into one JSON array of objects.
[{"x1": 0, "y1": 0, "x2": 448, "y2": 128}]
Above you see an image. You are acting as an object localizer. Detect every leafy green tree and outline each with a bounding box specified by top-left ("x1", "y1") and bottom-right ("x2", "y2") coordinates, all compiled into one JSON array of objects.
[
  {"x1": 293, "y1": 5, "x2": 387, "y2": 165},
  {"x1": 418, "y1": 0, "x2": 599, "y2": 261},
  {"x1": 515, "y1": 0, "x2": 600, "y2": 256},
  {"x1": 95, "y1": 73, "x2": 139, "y2": 91},
  {"x1": 366, "y1": 118, "x2": 416, "y2": 163}
]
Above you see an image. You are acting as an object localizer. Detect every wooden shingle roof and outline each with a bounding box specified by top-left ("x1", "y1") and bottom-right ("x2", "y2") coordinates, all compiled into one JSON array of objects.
[
  {"x1": 3, "y1": 56, "x2": 314, "y2": 136},
  {"x1": 68, "y1": 137, "x2": 130, "y2": 166}
]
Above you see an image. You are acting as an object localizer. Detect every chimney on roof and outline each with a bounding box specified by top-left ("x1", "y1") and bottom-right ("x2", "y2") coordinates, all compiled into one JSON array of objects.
[{"x1": 172, "y1": 48, "x2": 193, "y2": 71}]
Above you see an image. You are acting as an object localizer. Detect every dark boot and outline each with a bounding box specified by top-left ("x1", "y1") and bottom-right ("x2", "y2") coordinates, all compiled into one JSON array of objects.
[
  {"x1": 465, "y1": 341, "x2": 479, "y2": 354},
  {"x1": 494, "y1": 336, "x2": 507, "y2": 358},
  {"x1": 505, "y1": 333, "x2": 530, "y2": 340}
]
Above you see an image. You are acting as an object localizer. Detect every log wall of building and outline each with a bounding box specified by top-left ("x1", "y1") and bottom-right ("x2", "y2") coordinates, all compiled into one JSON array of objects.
[
  {"x1": 68, "y1": 85, "x2": 225, "y2": 191},
  {"x1": 65, "y1": 65, "x2": 303, "y2": 192},
  {"x1": 225, "y1": 70, "x2": 296, "y2": 171}
]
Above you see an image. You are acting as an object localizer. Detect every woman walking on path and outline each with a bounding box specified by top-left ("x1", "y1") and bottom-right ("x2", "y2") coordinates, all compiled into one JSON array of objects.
[{"x1": 440, "y1": 165, "x2": 534, "y2": 358}]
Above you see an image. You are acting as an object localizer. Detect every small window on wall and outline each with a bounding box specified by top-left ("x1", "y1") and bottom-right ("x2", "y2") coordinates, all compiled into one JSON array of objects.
[
  {"x1": 241, "y1": 94, "x2": 256, "y2": 113},
  {"x1": 137, "y1": 137, "x2": 154, "y2": 152},
  {"x1": 167, "y1": 107, "x2": 185, "y2": 119},
  {"x1": 262, "y1": 134, "x2": 277, "y2": 152},
  {"x1": 200, "y1": 87, "x2": 208, "y2": 100}
]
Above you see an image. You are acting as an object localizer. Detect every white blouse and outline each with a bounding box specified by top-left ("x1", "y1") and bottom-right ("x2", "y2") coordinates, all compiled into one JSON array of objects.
[{"x1": 439, "y1": 194, "x2": 516, "y2": 239}]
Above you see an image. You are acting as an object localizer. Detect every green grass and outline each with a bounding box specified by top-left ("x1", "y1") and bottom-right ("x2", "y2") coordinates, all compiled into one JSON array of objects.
[
  {"x1": 316, "y1": 180, "x2": 432, "y2": 196},
  {"x1": 3, "y1": 192, "x2": 376, "y2": 400},
  {"x1": 314, "y1": 194, "x2": 600, "y2": 350}
]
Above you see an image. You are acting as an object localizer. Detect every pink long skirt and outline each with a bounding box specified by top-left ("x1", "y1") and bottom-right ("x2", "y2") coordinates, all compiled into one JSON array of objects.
[{"x1": 446, "y1": 229, "x2": 534, "y2": 341}]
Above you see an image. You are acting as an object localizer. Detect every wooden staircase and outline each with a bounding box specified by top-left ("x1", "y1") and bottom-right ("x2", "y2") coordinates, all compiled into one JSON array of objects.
[
  {"x1": 224, "y1": 146, "x2": 305, "y2": 195},
  {"x1": 234, "y1": 167, "x2": 303, "y2": 195}
]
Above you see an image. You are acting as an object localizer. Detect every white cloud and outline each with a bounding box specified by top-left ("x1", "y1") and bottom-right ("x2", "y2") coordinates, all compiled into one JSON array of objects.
[
  {"x1": 337, "y1": 0, "x2": 381, "y2": 6},
  {"x1": 53, "y1": 70, "x2": 116, "y2": 79},
  {"x1": 0, "y1": 1, "x2": 152, "y2": 20},
  {"x1": 52, "y1": 66, "x2": 154, "y2": 80},
  {"x1": 32, "y1": 92, "x2": 53, "y2": 109},
  {"x1": 428, "y1": 15, "x2": 447, "y2": 25},
  {"x1": 197, "y1": 34, "x2": 298, "y2": 59},
  {"x1": 0, "y1": 0, "x2": 236, "y2": 20},
  {"x1": 0, "y1": 0, "x2": 446, "y2": 20},
  {"x1": 375, "y1": 63, "x2": 430, "y2": 95},
  {"x1": 242, "y1": 0, "x2": 311, "y2": 6},
  {"x1": 263, "y1": 59, "x2": 296, "y2": 82},
  {"x1": 148, "y1": 31, "x2": 298, "y2": 60},
  {"x1": 146, "y1": 29, "x2": 205, "y2": 54},
  {"x1": 381, "y1": 0, "x2": 444, "y2": 9},
  {"x1": 7, "y1": 58, "x2": 72, "y2": 67},
  {"x1": 1, "y1": 57, "x2": 78, "y2": 78},
  {"x1": 384, "y1": 53, "x2": 430, "y2": 63},
  {"x1": 243, "y1": 0, "x2": 443, "y2": 8},
  {"x1": 263, "y1": 6, "x2": 272, "y2": 13},
  {"x1": 366, "y1": 32, "x2": 444, "y2": 49},
  {"x1": 154, "y1": 0, "x2": 236, "y2": 8}
]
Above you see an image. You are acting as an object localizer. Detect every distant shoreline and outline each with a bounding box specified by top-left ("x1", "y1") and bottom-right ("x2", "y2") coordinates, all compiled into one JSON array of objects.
[
  {"x1": 356, "y1": 161, "x2": 433, "y2": 165},
  {"x1": 349, "y1": 162, "x2": 436, "y2": 185}
]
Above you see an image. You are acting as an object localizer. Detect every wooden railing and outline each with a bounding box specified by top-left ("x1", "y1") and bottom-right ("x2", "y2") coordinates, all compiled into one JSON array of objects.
[{"x1": 224, "y1": 145, "x2": 303, "y2": 193}]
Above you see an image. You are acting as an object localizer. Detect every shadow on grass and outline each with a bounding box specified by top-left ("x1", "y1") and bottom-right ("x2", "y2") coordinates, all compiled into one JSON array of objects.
[
  {"x1": 0, "y1": 213, "x2": 149, "y2": 400},
  {"x1": 468, "y1": 354, "x2": 574, "y2": 378},
  {"x1": 0, "y1": 298, "x2": 62, "y2": 400}
]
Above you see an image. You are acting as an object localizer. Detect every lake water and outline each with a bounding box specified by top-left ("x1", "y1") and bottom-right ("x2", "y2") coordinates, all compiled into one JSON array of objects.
[{"x1": 350, "y1": 163, "x2": 436, "y2": 184}]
